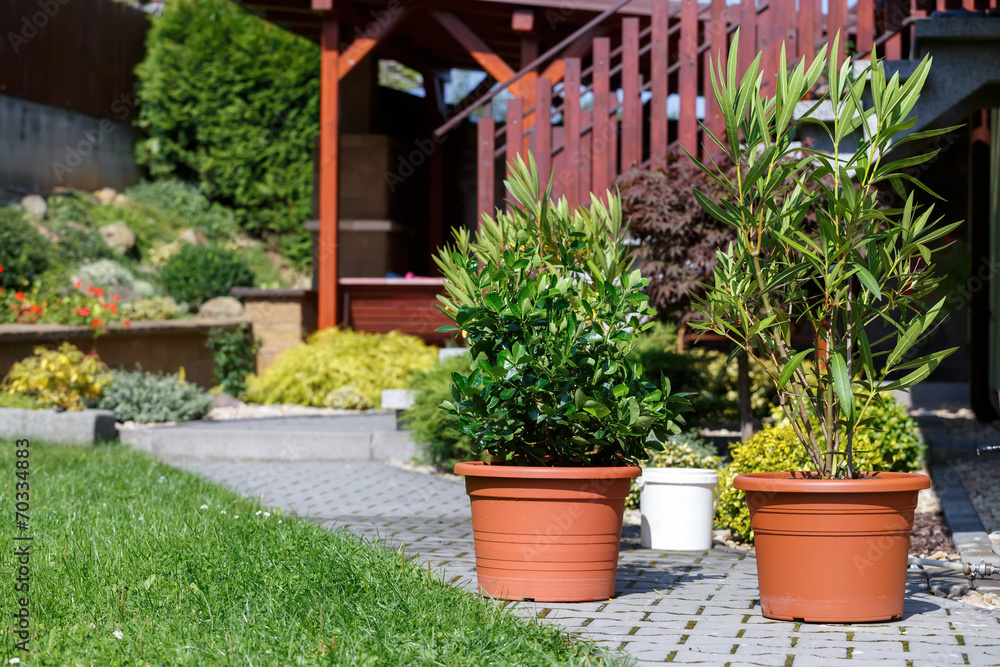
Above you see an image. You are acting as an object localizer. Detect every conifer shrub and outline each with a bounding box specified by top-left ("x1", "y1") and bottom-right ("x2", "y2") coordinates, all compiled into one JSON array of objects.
[{"x1": 160, "y1": 244, "x2": 255, "y2": 309}]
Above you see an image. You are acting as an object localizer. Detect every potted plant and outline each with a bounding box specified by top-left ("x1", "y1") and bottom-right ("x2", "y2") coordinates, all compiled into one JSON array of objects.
[
  {"x1": 687, "y1": 35, "x2": 960, "y2": 622},
  {"x1": 434, "y1": 157, "x2": 689, "y2": 602},
  {"x1": 633, "y1": 433, "x2": 721, "y2": 551}
]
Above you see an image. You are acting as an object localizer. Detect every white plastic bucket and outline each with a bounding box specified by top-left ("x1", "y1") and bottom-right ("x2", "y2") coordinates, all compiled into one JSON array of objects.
[{"x1": 638, "y1": 467, "x2": 719, "y2": 551}]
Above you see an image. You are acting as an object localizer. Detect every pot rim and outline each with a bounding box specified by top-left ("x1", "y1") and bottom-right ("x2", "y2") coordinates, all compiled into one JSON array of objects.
[
  {"x1": 454, "y1": 460, "x2": 641, "y2": 479},
  {"x1": 733, "y1": 470, "x2": 930, "y2": 493}
]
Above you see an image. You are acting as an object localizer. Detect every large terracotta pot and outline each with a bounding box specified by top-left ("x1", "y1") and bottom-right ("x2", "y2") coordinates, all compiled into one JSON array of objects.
[
  {"x1": 454, "y1": 461, "x2": 640, "y2": 602},
  {"x1": 734, "y1": 471, "x2": 930, "y2": 623}
]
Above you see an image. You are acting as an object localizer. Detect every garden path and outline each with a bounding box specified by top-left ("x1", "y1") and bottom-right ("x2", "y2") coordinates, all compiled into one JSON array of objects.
[{"x1": 173, "y1": 459, "x2": 1000, "y2": 666}]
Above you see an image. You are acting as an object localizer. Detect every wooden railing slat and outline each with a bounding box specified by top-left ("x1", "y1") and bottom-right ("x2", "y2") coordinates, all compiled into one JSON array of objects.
[
  {"x1": 651, "y1": 0, "x2": 670, "y2": 170},
  {"x1": 800, "y1": 0, "x2": 816, "y2": 66},
  {"x1": 856, "y1": 0, "x2": 874, "y2": 56},
  {"x1": 622, "y1": 17, "x2": 641, "y2": 170},
  {"x1": 563, "y1": 58, "x2": 582, "y2": 209},
  {"x1": 477, "y1": 114, "x2": 494, "y2": 224},
  {"x1": 592, "y1": 37, "x2": 611, "y2": 196},
  {"x1": 506, "y1": 97, "x2": 522, "y2": 206},
  {"x1": 707, "y1": 0, "x2": 728, "y2": 157},
  {"x1": 534, "y1": 77, "x2": 552, "y2": 190},
  {"x1": 679, "y1": 0, "x2": 699, "y2": 156},
  {"x1": 828, "y1": 0, "x2": 848, "y2": 66},
  {"x1": 739, "y1": 0, "x2": 758, "y2": 78}
]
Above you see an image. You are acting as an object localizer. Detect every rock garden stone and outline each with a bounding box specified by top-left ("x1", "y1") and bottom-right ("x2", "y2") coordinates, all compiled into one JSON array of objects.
[
  {"x1": 94, "y1": 187, "x2": 117, "y2": 205},
  {"x1": 20, "y1": 194, "x2": 46, "y2": 219},
  {"x1": 179, "y1": 228, "x2": 208, "y2": 245},
  {"x1": 197, "y1": 296, "x2": 244, "y2": 318},
  {"x1": 99, "y1": 222, "x2": 136, "y2": 253}
]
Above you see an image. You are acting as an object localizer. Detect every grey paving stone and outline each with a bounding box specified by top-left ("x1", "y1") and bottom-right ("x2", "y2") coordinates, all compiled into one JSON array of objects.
[{"x1": 172, "y1": 458, "x2": 1000, "y2": 666}]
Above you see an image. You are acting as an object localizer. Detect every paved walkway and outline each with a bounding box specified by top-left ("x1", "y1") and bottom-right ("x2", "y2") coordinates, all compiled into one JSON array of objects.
[{"x1": 171, "y1": 459, "x2": 1000, "y2": 666}]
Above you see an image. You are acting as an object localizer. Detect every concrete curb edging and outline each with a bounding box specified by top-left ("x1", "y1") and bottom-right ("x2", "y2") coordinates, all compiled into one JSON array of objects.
[
  {"x1": 0, "y1": 407, "x2": 117, "y2": 445},
  {"x1": 120, "y1": 425, "x2": 418, "y2": 462}
]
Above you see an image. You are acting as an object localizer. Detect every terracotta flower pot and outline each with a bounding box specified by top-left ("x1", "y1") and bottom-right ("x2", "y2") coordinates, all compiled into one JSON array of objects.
[
  {"x1": 734, "y1": 471, "x2": 930, "y2": 623},
  {"x1": 454, "y1": 461, "x2": 640, "y2": 602}
]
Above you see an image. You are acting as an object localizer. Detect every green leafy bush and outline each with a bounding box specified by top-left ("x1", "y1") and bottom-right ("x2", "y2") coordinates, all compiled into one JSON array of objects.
[
  {"x1": 96, "y1": 369, "x2": 212, "y2": 423},
  {"x1": 2, "y1": 343, "x2": 112, "y2": 410},
  {"x1": 45, "y1": 220, "x2": 114, "y2": 267},
  {"x1": 0, "y1": 207, "x2": 51, "y2": 291},
  {"x1": 716, "y1": 396, "x2": 923, "y2": 542},
  {"x1": 403, "y1": 355, "x2": 484, "y2": 470},
  {"x1": 206, "y1": 323, "x2": 261, "y2": 397},
  {"x1": 76, "y1": 259, "x2": 158, "y2": 299},
  {"x1": 625, "y1": 432, "x2": 722, "y2": 509},
  {"x1": 124, "y1": 180, "x2": 240, "y2": 242},
  {"x1": 135, "y1": 0, "x2": 319, "y2": 267},
  {"x1": 46, "y1": 193, "x2": 93, "y2": 225},
  {"x1": 434, "y1": 157, "x2": 689, "y2": 467},
  {"x1": 245, "y1": 328, "x2": 438, "y2": 408},
  {"x1": 0, "y1": 391, "x2": 43, "y2": 409},
  {"x1": 119, "y1": 297, "x2": 188, "y2": 321},
  {"x1": 160, "y1": 244, "x2": 255, "y2": 308}
]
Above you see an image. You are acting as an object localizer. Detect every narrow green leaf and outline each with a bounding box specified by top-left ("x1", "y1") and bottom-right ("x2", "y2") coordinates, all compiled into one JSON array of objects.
[
  {"x1": 829, "y1": 352, "x2": 855, "y2": 423},
  {"x1": 854, "y1": 265, "x2": 882, "y2": 300},
  {"x1": 778, "y1": 348, "x2": 814, "y2": 387}
]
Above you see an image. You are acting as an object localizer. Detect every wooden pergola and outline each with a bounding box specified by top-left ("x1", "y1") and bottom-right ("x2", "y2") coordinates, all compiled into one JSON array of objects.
[{"x1": 235, "y1": 0, "x2": 660, "y2": 330}]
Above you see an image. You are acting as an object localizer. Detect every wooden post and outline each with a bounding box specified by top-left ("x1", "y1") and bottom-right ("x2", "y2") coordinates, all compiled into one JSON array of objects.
[
  {"x1": 856, "y1": 0, "x2": 874, "y2": 56},
  {"x1": 592, "y1": 37, "x2": 611, "y2": 196},
  {"x1": 799, "y1": 0, "x2": 816, "y2": 67},
  {"x1": 707, "y1": 0, "x2": 728, "y2": 156},
  {"x1": 534, "y1": 77, "x2": 552, "y2": 189},
  {"x1": 739, "y1": 0, "x2": 757, "y2": 78},
  {"x1": 477, "y1": 115, "x2": 495, "y2": 224},
  {"x1": 622, "y1": 17, "x2": 641, "y2": 170},
  {"x1": 506, "y1": 97, "x2": 523, "y2": 204},
  {"x1": 319, "y1": 12, "x2": 340, "y2": 329},
  {"x1": 563, "y1": 58, "x2": 582, "y2": 209},
  {"x1": 828, "y1": 0, "x2": 847, "y2": 66},
  {"x1": 679, "y1": 0, "x2": 699, "y2": 156},
  {"x1": 651, "y1": 0, "x2": 669, "y2": 171}
]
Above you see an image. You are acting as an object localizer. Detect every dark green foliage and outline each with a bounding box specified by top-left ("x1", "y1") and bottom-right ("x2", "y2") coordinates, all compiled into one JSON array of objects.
[
  {"x1": 0, "y1": 208, "x2": 50, "y2": 290},
  {"x1": 45, "y1": 193, "x2": 93, "y2": 225},
  {"x1": 403, "y1": 355, "x2": 485, "y2": 470},
  {"x1": 160, "y1": 244, "x2": 255, "y2": 308},
  {"x1": 206, "y1": 323, "x2": 261, "y2": 397},
  {"x1": 96, "y1": 369, "x2": 212, "y2": 423},
  {"x1": 617, "y1": 157, "x2": 738, "y2": 324},
  {"x1": 46, "y1": 221, "x2": 115, "y2": 267},
  {"x1": 125, "y1": 180, "x2": 240, "y2": 242},
  {"x1": 435, "y1": 157, "x2": 689, "y2": 467},
  {"x1": 135, "y1": 0, "x2": 319, "y2": 267}
]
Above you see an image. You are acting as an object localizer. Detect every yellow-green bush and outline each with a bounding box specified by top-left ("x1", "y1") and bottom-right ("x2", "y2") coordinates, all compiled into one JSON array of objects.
[
  {"x1": 2, "y1": 343, "x2": 112, "y2": 410},
  {"x1": 245, "y1": 328, "x2": 437, "y2": 408},
  {"x1": 715, "y1": 395, "x2": 922, "y2": 543}
]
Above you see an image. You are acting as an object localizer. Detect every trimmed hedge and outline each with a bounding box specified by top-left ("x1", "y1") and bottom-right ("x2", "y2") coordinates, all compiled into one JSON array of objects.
[{"x1": 135, "y1": 0, "x2": 319, "y2": 266}]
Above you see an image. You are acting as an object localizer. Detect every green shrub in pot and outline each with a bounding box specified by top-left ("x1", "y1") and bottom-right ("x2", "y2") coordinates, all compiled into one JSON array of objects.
[{"x1": 434, "y1": 156, "x2": 689, "y2": 467}]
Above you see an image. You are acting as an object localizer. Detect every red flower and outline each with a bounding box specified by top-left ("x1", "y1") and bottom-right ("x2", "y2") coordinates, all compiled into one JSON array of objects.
[
  {"x1": 112, "y1": 294, "x2": 120, "y2": 303},
  {"x1": 90, "y1": 318, "x2": 104, "y2": 328},
  {"x1": 124, "y1": 319, "x2": 131, "y2": 327},
  {"x1": 109, "y1": 303, "x2": 117, "y2": 314},
  {"x1": 95, "y1": 287, "x2": 104, "y2": 297},
  {"x1": 75, "y1": 280, "x2": 82, "y2": 289},
  {"x1": 78, "y1": 307, "x2": 91, "y2": 317},
  {"x1": 87, "y1": 286, "x2": 95, "y2": 295},
  {"x1": 15, "y1": 292, "x2": 24, "y2": 301},
  {"x1": 28, "y1": 305, "x2": 41, "y2": 314},
  {"x1": 0, "y1": 264, "x2": 4, "y2": 272}
]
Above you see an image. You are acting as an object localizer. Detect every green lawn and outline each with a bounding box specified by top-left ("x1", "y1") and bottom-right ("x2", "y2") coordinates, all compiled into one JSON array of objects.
[{"x1": 0, "y1": 441, "x2": 618, "y2": 666}]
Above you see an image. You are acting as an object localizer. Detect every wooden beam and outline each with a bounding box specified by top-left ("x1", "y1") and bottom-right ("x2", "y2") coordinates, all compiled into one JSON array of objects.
[
  {"x1": 430, "y1": 10, "x2": 516, "y2": 84},
  {"x1": 319, "y1": 12, "x2": 340, "y2": 328},
  {"x1": 338, "y1": 7, "x2": 412, "y2": 80},
  {"x1": 512, "y1": 9, "x2": 534, "y2": 31},
  {"x1": 311, "y1": 0, "x2": 332, "y2": 10}
]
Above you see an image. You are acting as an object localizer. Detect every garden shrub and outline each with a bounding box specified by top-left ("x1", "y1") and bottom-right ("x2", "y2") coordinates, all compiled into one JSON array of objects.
[
  {"x1": 206, "y1": 323, "x2": 261, "y2": 397},
  {"x1": 96, "y1": 368, "x2": 212, "y2": 423},
  {"x1": 626, "y1": 432, "x2": 722, "y2": 509},
  {"x1": 0, "y1": 391, "x2": 43, "y2": 409},
  {"x1": 160, "y1": 244, "x2": 255, "y2": 308},
  {"x1": 0, "y1": 207, "x2": 51, "y2": 291},
  {"x1": 45, "y1": 220, "x2": 114, "y2": 267},
  {"x1": 1, "y1": 343, "x2": 112, "y2": 410},
  {"x1": 124, "y1": 180, "x2": 239, "y2": 242},
  {"x1": 76, "y1": 259, "x2": 158, "y2": 299},
  {"x1": 716, "y1": 396, "x2": 924, "y2": 542},
  {"x1": 119, "y1": 297, "x2": 188, "y2": 321},
  {"x1": 402, "y1": 355, "x2": 484, "y2": 470},
  {"x1": 135, "y1": 0, "x2": 319, "y2": 267},
  {"x1": 245, "y1": 328, "x2": 437, "y2": 409}
]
